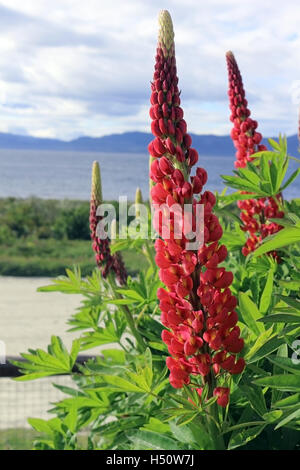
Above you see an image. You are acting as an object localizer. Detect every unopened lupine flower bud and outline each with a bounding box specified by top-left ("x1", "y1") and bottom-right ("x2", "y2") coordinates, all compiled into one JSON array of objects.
[
  {"x1": 90, "y1": 161, "x2": 127, "y2": 285},
  {"x1": 135, "y1": 187, "x2": 143, "y2": 218}
]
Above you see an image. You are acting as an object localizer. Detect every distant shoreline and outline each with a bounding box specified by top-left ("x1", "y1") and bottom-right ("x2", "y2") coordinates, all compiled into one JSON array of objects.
[{"x1": 0, "y1": 131, "x2": 298, "y2": 156}]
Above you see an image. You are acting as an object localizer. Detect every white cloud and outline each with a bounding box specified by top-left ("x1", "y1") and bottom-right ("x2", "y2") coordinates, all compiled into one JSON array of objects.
[{"x1": 0, "y1": 0, "x2": 299, "y2": 139}]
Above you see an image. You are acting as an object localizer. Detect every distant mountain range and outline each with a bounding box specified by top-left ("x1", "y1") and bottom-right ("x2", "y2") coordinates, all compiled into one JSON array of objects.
[{"x1": 0, "y1": 131, "x2": 298, "y2": 156}]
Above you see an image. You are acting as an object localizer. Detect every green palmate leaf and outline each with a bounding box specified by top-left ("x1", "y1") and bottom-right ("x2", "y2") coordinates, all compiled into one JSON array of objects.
[
  {"x1": 272, "y1": 307, "x2": 300, "y2": 314},
  {"x1": 274, "y1": 407, "x2": 300, "y2": 430},
  {"x1": 278, "y1": 279, "x2": 300, "y2": 291},
  {"x1": 216, "y1": 207, "x2": 241, "y2": 224},
  {"x1": 252, "y1": 227, "x2": 300, "y2": 257},
  {"x1": 169, "y1": 422, "x2": 197, "y2": 444},
  {"x1": 260, "y1": 154, "x2": 271, "y2": 187},
  {"x1": 273, "y1": 394, "x2": 300, "y2": 409},
  {"x1": 239, "y1": 167, "x2": 261, "y2": 185},
  {"x1": 247, "y1": 337, "x2": 285, "y2": 364},
  {"x1": 169, "y1": 393, "x2": 196, "y2": 409},
  {"x1": 63, "y1": 402, "x2": 78, "y2": 434},
  {"x1": 245, "y1": 329, "x2": 284, "y2": 363},
  {"x1": 221, "y1": 138, "x2": 295, "y2": 198},
  {"x1": 239, "y1": 292, "x2": 264, "y2": 335},
  {"x1": 94, "y1": 416, "x2": 145, "y2": 435},
  {"x1": 53, "y1": 383, "x2": 84, "y2": 398},
  {"x1": 116, "y1": 288, "x2": 145, "y2": 302},
  {"x1": 260, "y1": 181, "x2": 273, "y2": 194},
  {"x1": 126, "y1": 371, "x2": 151, "y2": 393},
  {"x1": 102, "y1": 348, "x2": 126, "y2": 364},
  {"x1": 278, "y1": 295, "x2": 300, "y2": 311},
  {"x1": 80, "y1": 313, "x2": 126, "y2": 350},
  {"x1": 267, "y1": 356, "x2": 300, "y2": 375},
  {"x1": 277, "y1": 160, "x2": 289, "y2": 192},
  {"x1": 188, "y1": 422, "x2": 214, "y2": 449},
  {"x1": 161, "y1": 408, "x2": 196, "y2": 420},
  {"x1": 149, "y1": 341, "x2": 168, "y2": 352},
  {"x1": 271, "y1": 344, "x2": 288, "y2": 406},
  {"x1": 126, "y1": 430, "x2": 181, "y2": 450},
  {"x1": 269, "y1": 162, "x2": 279, "y2": 192},
  {"x1": 144, "y1": 348, "x2": 153, "y2": 384},
  {"x1": 268, "y1": 138, "x2": 281, "y2": 151},
  {"x1": 244, "y1": 327, "x2": 274, "y2": 359},
  {"x1": 269, "y1": 217, "x2": 297, "y2": 228},
  {"x1": 223, "y1": 419, "x2": 266, "y2": 434},
  {"x1": 13, "y1": 336, "x2": 79, "y2": 381},
  {"x1": 28, "y1": 417, "x2": 64, "y2": 436},
  {"x1": 218, "y1": 191, "x2": 260, "y2": 206},
  {"x1": 85, "y1": 351, "x2": 154, "y2": 395},
  {"x1": 110, "y1": 239, "x2": 134, "y2": 254},
  {"x1": 145, "y1": 378, "x2": 169, "y2": 406},
  {"x1": 221, "y1": 175, "x2": 267, "y2": 195},
  {"x1": 68, "y1": 304, "x2": 102, "y2": 332},
  {"x1": 142, "y1": 418, "x2": 170, "y2": 434},
  {"x1": 228, "y1": 424, "x2": 267, "y2": 450},
  {"x1": 104, "y1": 298, "x2": 137, "y2": 305},
  {"x1": 239, "y1": 385, "x2": 267, "y2": 417},
  {"x1": 259, "y1": 269, "x2": 274, "y2": 314},
  {"x1": 254, "y1": 150, "x2": 280, "y2": 160},
  {"x1": 253, "y1": 374, "x2": 300, "y2": 391},
  {"x1": 258, "y1": 313, "x2": 300, "y2": 324},
  {"x1": 220, "y1": 224, "x2": 245, "y2": 251},
  {"x1": 70, "y1": 339, "x2": 81, "y2": 366},
  {"x1": 182, "y1": 384, "x2": 201, "y2": 407},
  {"x1": 56, "y1": 396, "x2": 108, "y2": 412},
  {"x1": 37, "y1": 267, "x2": 102, "y2": 296},
  {"x1": 171, "y1": 413, "x2": 199, "y2": 427},
  {"x1": 262, "y1": 410, "x2": 283, "y2": 423},
  {"x1": 280, "y1": 168, "x2": 300, "y2": 192},
  {"x1": 86, "y1": 375, "x2": 145, "y2": 393},
  {"x1": 37, "y1": 269, "x2": 83, "y2": 294}
]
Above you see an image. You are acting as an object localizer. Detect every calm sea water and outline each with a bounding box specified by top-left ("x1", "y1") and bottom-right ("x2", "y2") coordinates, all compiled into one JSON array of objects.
[{"x1": 0, "y1": 149, "x2": 298, "y2": 200}]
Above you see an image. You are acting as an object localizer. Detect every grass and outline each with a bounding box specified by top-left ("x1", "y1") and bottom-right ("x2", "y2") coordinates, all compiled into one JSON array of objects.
[
  {"x1": 0, "y1": 197, "x2": 147, "y2": 277},
  {"x1": 0, "y1": 238, "x2": 145, "y2": 276},
  {"x1": 0, "y1": 428, "x2": 38, "y2": 450}
]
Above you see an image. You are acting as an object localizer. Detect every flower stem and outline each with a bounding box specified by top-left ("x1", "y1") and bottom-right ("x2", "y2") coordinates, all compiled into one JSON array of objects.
[{"x1": 107, "y1": 274, "x2": 146, "y2": 352}]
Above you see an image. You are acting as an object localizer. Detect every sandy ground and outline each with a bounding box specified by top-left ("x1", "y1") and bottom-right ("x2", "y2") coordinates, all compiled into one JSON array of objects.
[
  {"x1": 0, "y1": 276, "x2": 83, "y2": 429},
  {"x1": 0, "y1": 276, "x2": 83, "y2": 357}
]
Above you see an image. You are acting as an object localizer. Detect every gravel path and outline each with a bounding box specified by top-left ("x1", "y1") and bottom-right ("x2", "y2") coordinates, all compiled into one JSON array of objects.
[
  {"x1": 0, "y1": 276, "x2": 83, "y2": 429},
  {"x1": 0, "y1": 276, "x2": 82, "y2": 357}
]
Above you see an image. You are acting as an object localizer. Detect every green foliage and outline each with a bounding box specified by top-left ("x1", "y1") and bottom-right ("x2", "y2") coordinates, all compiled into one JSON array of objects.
[
  {"x1": 12, "y1": 336, "x2": 80, "y2": 380},
  {"x1": 221, "y1": 136, "x2": 298, "y2": 197},
  {"x1": 11, "y1": 135, "x2": 300, "y2": 450}
]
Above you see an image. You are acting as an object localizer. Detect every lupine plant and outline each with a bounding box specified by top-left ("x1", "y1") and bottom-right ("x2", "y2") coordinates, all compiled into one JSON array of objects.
[
  {"x1": 149, "y1": 11, "x2": 245, "y2": 416},
  {"x1": 12, "y1": 10, "x2": 300, "y2": 451}
]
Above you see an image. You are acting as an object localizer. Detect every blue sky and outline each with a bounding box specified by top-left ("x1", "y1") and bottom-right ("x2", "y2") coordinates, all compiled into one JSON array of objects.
[{"x1": 0, "y1": 0, "x2": 299, "y2": 140}]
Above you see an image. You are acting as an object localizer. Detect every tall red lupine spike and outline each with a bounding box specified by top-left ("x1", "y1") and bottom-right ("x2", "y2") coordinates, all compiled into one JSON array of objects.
[
  {"x1": 226, "y1": 51, "x2": 265, "y2": 168},
  {"x1": 150, "y1": 12, "x2": 245, "y2": 407},
  {"x1": 226, "y1": 51, "x2": 284, "y2": 257}
]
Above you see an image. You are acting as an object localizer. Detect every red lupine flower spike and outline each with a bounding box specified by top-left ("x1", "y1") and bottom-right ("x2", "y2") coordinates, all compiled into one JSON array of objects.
[
  {"x1": 226, "y1": 51, "x2": 284, "y2": 258},
  {"x1": 150, "y1": 12, "x2": 245, "y2": 407}
]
